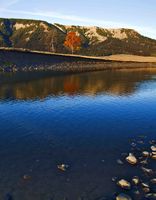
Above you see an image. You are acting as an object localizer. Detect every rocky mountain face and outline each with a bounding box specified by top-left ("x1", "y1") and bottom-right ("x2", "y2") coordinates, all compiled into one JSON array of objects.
[{"x1": 0, "y1": 18, "x2": 156, "y2": 56}]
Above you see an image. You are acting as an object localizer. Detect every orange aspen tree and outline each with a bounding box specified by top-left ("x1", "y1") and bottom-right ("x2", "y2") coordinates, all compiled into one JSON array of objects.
[{"x1": 64, "y1": 31, "x2": 81, "y2": 54}]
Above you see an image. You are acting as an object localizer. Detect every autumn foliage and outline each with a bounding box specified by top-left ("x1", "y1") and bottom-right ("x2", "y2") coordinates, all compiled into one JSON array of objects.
[{"x1": 64, "y1": 31, "x2": 81, "y2": 54}]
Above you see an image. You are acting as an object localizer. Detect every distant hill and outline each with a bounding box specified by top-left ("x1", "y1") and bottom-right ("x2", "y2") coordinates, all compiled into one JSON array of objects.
[{"x1": 0, "y1": 18, "x2": 156, "y2": 56}]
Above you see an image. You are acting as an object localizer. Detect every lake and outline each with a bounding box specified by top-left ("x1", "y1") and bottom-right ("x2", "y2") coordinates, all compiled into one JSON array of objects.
[{"x1": 0, "y1": 69, "x2": 156, "y2": 200}]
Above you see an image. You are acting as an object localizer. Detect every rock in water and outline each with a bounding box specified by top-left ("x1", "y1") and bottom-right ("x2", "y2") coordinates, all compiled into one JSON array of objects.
[
  {"x1": 126, "y1": 153, "x2": 137, "y2": 165},
  {"x1": 142, "y1": 151, "x2": 150, "y2": 157},
  {"x1": 142, "y1": 187, "x2": 150, "y2": 193},
  {"x1": 151, "y1": 145, "x2": 156, "y2": 151},
  {"x1": 117, "y1": 159, "x2": 124, "y2": 165},
  {"x1": 145, "y1": 193, "x2": 156, "y2": 199},
  {"x1": 142, "y1": 182, "x2": 150, "y2": 188},
  {"x1": 141, "y1": 167, "x2": 153, "y2": 175},
  {"x1": 116, "y1": 193, "x2": 132, "y2": 200},
  {"x1": 150, "y1": 179, "x2": 156, "y2": 184},
  {"x1": 57, "y1": 164, "x2": 69, "y2": 171},
  {"x1": 132, "y1": 176, "x2": 139, "y2": 185},
  {"x1": 23, "y1": 174, "x2": 31, "y2": 180},
  {"x1": 117, "y1": 179, "x2": 131, "y2": 190},
  {"x1": 151, "y1": 155, "x2": 156, "y2": 160}
]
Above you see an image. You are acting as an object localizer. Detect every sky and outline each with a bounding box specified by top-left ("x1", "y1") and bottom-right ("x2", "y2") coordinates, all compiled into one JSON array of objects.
[{"x1": 0, "y1": 0, "x2": 156, "y2": 39}]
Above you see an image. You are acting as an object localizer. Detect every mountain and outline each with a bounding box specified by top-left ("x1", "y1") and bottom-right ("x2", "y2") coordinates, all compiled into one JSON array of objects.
[{"x1": 0, "y1": 18, "x2": 156, "y2": 56}]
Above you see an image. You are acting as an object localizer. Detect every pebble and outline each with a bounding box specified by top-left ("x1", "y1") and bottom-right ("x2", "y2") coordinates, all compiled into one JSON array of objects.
[
  {"x1": 137, "y1": 140, "x2": 144, "y2": 144},
  {"x1": 142, "y1": 151, "x2": 150, "y2": 157},
  {"x1": 141, "y1": 167, "x2": 153, "y2": 175},
  {"x1": 142, "y1": 182, "x2": 150, "y2": 188},
  {"x1": 112, "y1": 176, "x2": 118, "y2": 182},
  {"x1": 117, "y1": 159, "x2": 124, "y2": 165},
  {"x1": 151, "y1": 145, "x2": 156, "y2": 152},
  {"x1": 133, "y1": 189, "x2": 140, "y2": 195},
  {"x1": 140, "y1": 159, "x2": 148, "y2": 165},
  {"x1": 145, "y1": 193, "x2": 156, "y2": 199},
  {"x1": 143, "y1": 187, "x2": 150, "y2": 193},
  {"x1": 131, "y1": 142, "x2": 136, "y2": 147},
  {"x1": 150, "y1": 140, "x2": 156, "y2": 144},
  {"x1": 151, "y1": 155, "x2": 156, "y2": 160},
  {"x1": 132, "y1": 176, "x2": 139, "y2": 185},
  {"x1": 23, "y1": 174, "x2": 31, "y2": 180},
  {"x1": 116, "y1": 193, "x2": 132, "y2": 200},
  {"x1": 57, "y1": 164, "x2": 69, "y2": 171},
  {"x1": 126, "y1": 153, "x2": 137, "y2": 165},
  {"x1": 117, "y1": 179, "x2": 131, "y2": 190},
  {"x1": 150, "y1": 179, "x2": 156, "y2": 184}
]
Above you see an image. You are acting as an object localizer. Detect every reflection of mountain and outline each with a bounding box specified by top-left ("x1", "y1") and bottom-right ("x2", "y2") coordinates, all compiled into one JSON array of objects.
[{"x1": 0, "y1": 69, "x2": 156, "y2": 100}]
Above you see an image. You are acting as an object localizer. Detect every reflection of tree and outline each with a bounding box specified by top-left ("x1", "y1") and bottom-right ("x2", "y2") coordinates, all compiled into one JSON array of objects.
[
  {"x1": 0, "y1": 69, "x2": 156, "y2": 100},
  {"x1": 64, "y1": 77, "x2": 80, "y2": 94}
]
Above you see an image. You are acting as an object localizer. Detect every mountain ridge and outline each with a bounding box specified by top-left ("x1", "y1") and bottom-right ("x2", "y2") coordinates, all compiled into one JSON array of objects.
[{"x1": 0, "y1": 17, "x2": 156, "y2": 56}]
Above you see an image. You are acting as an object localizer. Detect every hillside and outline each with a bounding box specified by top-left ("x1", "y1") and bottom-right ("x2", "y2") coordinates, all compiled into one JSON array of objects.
[{"x1": 0, "y1": 18, "x2": 156, "y2": 56}]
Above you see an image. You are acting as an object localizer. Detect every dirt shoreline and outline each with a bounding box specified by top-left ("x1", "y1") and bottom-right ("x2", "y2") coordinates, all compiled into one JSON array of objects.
[{"x1": 0, "y1": 48, "x2": 156, "y2": 73}]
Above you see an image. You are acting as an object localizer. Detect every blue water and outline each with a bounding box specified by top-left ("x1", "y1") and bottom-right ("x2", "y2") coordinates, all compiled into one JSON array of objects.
[{"x1": 0, "y1": 69, "x2": 156, "y2": 200}]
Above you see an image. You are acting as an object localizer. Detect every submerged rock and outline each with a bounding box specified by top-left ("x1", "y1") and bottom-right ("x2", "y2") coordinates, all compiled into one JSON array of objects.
[
  {"x1": 57, "y1": 164, "x2": 69, "y2": 171},
  {"x1": 131, "y1": 142, "x2": 136, "y2": 147},
  {"x1": 117, "y1": 159, "x2": 124, "y2": 165},
  {"x1": 140, "y1": 159, "x2": 148, "y2": 165},
  {"x1": 141, "y1": 167, "x2": 153, "y2": 175},
  {"x1": 112, "y1": 176, "x2": 118, "y2": 182},
  {"x1": 137, "y1": 140, "x2": 144, "y2": 144},
  {"x1": 142, "y1": 182, "x2": 150, "y2": 188},
  {"x1": 126, "y1": 153, "x2": 137, "y2": 165},
  {"x1": 23, "y1": 174, "x2": 31, "y2": 180},
  {"x1": 143, "y1": 187, "x2": 150, "y2": 193},
  {"x1": 145, "y1": 193, "x2": 156, "y2": 199},
  {"x1": 142, "y1": 151, "x2": 150, "y2": 157},
  {"x1": 151, "y1": 155, "x2": 156, "y2": 160},
  {"x1": 151, "y1": 145, "x2": 156, "y2": 152},
  {"x1": 117, "y1": 179, "x2": 131, "y2": 190},
  {"x1": 150, "y1": 179, "x2": 156, "y2": 184},
  {"x1": 132, "y1": 176, "x2": 139, "y2": 185},
  {"x1": 133, "y1": 189, "x2": 140, "y2": 195},
  {"x1": 149, "y1": 140, "x2": 156, "y2": 144},
  {"x1": 116, "y1": 193, "x2": 132, "y2": 200}
]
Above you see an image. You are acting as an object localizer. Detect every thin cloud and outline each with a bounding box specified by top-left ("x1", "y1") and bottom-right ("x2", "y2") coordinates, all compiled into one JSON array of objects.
[
  {"x1": 1, "y1": 9, "x2": 130, "y2": 27},
  {"x1": 2, "y1": 8, "x2": 156, "y2": 39},
  {"x1": 0, "y1": 0, "x2": 20, "y2": 10}
]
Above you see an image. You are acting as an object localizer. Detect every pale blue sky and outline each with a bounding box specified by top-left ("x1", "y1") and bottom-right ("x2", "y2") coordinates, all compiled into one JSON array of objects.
[{"x1": 1, "y1": 0, "x2": 156, "y2": 39}]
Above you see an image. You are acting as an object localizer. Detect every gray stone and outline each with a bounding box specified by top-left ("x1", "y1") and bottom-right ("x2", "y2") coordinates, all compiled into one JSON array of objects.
[
  {"x1": 141, "y1": 167, "x2": 153, "y2": 175},
  {"x1": 151, "y1": 145, "x2": 156, "y2": 152},
  {"x1": 116, "y1": 193, "x2": 132, "y2": 200},
  {"x1": 117, "y1": 159, "x2": 124, "y2": 165},
  {"x1": 145, "y1": 193, "x2": 156, "y2": 199},
  {"x1": 142, "y1": 151, "x2": 150, "y2": 157},
  {"x1": 126, "y1": 153, "x2": 137, "y2": 165},
  {"x1": 151, "y1": 179, "x2": 156, "y2": 184},
  {"x1": 132, "y1": 176, "x2": 139, "y2": 185},
  {"x1": 117, "y1": 179, "x2": 131, "y2": 190}
]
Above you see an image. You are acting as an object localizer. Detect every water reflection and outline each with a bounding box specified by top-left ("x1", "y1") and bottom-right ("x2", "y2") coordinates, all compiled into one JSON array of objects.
[{"x1": 1, "y1": 68, "x2": 156, "y2": 100}]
